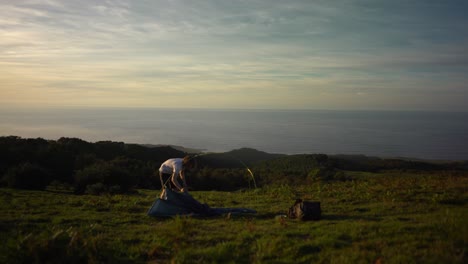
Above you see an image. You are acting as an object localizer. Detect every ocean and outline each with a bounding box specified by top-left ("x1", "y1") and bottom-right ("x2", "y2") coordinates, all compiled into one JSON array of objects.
[{"x1": 1, "y1": 107, "x2": 467, "y2": 160}]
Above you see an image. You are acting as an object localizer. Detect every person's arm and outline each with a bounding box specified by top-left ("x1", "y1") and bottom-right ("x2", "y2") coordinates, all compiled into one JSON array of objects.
[
  {"x1": 179, "y1": 170, "x2": 188, "y2": 192},
  {"x1": 171, "y1": 168, "x2": 184, "y2": 191},
  {"x1": 170, "y1": 161, "x2": 188, "y2": 192}
]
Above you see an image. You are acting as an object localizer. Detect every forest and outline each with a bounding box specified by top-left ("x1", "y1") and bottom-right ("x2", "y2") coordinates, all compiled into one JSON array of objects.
[{"x1": 1, "y1": 136, "x2": 467, "y2": 194}]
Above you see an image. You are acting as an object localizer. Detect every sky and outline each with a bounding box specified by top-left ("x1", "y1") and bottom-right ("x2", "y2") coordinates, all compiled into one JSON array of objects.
[{"x1": 1, "y1": 0, "x2": 468, "y2": 111}]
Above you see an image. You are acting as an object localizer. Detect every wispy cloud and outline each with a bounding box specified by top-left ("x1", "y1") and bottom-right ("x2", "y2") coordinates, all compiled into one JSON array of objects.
[{"x1": 1, "y1": 0, "x2": 467, "y2": 110}]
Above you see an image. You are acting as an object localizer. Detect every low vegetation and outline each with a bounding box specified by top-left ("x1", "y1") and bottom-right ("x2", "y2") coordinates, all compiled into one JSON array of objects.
[
  {"x1": 1, "y1": 171, "x2": 467, "y2": 263},
  {"x1": 1, "y1": 136, "x2": 467, "y2": 262},
  {"x1": 2, "y1": 136, "x2": 467, "y2": 193}
]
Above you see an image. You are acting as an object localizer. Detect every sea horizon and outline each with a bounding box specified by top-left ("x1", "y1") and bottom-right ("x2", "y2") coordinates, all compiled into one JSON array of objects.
[
  {"x1": 1, "y1": 107, "x2": 467, "y2": 161},
  {"x1": 2, "y1": 105, "x2": 467, "y2": 113}
]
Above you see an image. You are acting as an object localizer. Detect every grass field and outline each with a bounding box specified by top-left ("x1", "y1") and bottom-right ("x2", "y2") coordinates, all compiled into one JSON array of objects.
[{"x1": 1, "y1": 171, "x2": 467, "y2": 263}]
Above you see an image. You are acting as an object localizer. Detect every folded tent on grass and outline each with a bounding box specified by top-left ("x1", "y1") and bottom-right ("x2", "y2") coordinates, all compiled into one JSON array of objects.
[{"x1": 147, "y1": 187, "x2": 256, "y2": 217}]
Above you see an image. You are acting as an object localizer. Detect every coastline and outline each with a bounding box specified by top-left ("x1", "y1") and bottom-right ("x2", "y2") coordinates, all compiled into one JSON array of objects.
[{"x1": 1, "y1": 108, "x2": 467, "y2": 161}]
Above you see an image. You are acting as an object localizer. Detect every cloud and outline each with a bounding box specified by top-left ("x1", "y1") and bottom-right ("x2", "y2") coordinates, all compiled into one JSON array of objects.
[{"x1": 0, "y1": 0, "x2": 467, "y2": 110}]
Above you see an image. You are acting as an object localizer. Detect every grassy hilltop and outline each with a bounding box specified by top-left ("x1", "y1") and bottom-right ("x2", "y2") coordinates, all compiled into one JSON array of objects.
[
  {"x1": 0, "y1": 136, "x2": 467, "y2": 263},
  {"x1": 1, "y1": 172, "x2": 467, "y2": 263}
]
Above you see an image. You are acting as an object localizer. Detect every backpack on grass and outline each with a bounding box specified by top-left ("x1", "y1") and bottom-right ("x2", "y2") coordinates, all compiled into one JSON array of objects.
[{"x1": 287, "y1": 199, "x2": 321, "y2": 221}]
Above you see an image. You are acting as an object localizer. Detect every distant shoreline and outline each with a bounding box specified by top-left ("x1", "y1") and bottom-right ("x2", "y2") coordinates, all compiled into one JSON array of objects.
[
  {"x1": 1, "y1": 135, "x2": 468, "y2": 162},
  {"x1": 2, "y1": 108, "x2": 467, "y2": 160}
]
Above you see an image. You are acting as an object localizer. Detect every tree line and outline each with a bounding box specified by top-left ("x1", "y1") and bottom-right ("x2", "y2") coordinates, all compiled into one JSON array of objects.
[
  {"x1": 1, "y1": 136, "x2": 466, "y2": 194},
  {"x1": 0, "y1": 136, "x2": 183, "y2": 193}
]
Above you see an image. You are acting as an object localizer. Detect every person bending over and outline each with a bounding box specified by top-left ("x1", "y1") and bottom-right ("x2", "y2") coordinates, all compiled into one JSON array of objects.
[{"x1": 159, "y1": 155, "x2": 195, "y2": 193}]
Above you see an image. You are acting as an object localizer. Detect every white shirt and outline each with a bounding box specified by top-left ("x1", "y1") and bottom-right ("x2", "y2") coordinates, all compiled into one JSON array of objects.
[
  {"x1": 159, "y1": 158, "x2": 183, "y2": 175},
  {"x1": 159, "y1": 158, "x2": 186, "y2": 190}
]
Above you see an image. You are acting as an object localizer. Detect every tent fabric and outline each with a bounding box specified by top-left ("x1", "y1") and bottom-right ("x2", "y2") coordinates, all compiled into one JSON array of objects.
[{"x1": 147, "y1": 188, "x2": 256, "y2": 217}]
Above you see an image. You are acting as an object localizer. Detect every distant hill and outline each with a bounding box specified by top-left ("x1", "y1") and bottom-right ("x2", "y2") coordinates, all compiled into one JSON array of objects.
[
  {"x1": 140, "y1": 144, "x2": 204, "y2": 154},
  {"x1": 222, "y1": 148, "x2": 285, "y2": 164},
  {"x1": 252, "y1": 153, "x2": 467, "y2": 173},
  {"x1": 1, "y1": 136, "x2": 466, "y2": 193},
  {"x1": 252, "y1": 154, "x2": 329, "y2": 176},
  {"x1": 195, "y1": 148, "x2": 286, "y2": 168}
]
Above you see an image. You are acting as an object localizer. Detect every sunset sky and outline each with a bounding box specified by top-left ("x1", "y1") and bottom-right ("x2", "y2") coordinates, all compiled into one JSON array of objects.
[{"x1": 1, "y1": 0, "x2": 467, "y2": 111}]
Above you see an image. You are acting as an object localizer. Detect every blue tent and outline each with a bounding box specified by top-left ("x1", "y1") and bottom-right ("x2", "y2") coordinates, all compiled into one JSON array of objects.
[{"x1": 147, "y1": 188, "x2": 256, "y2": 217}]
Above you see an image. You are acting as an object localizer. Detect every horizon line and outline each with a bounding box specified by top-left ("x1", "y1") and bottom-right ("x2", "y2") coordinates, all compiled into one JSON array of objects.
[{"x1": 1, "y1": 105, "x2": 467, "y2": 113}]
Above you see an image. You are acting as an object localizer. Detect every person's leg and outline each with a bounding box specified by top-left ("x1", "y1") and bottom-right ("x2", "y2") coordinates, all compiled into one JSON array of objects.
[{"x1": 159, "y1": 172, "x2": 172, "y2": 189}]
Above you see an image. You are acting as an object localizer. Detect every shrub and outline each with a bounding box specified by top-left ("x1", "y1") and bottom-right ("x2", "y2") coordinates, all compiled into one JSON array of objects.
[
  {"x1": 191, "y1": 168, "x2": 248, "y2": 191},
  {"x1": 1, "y1": 163, "x2": 51, "y2": 190},
  {"x1": 307, "y1": 167, "x2": 349, "y2": 182},
  {"x1": 84, "y1": 182, "x2": 107, "y2": 195},
  {"x1": 47, "y1": 180, "x2": 74, "y2": 192},
  {"x1": 74, "y1": 162, "x2": 135, "y2": 194}
]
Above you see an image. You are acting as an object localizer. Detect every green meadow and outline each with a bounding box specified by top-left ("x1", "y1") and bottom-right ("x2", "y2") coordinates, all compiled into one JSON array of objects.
[{"x1": 1, "y1": 171, "x2": 467, "y2": 263}]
